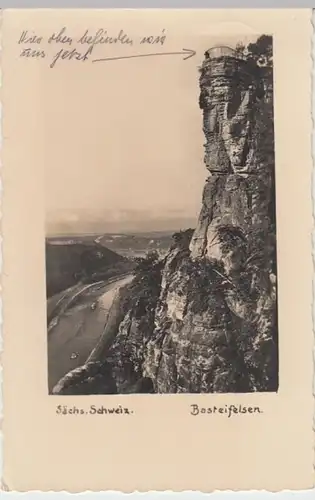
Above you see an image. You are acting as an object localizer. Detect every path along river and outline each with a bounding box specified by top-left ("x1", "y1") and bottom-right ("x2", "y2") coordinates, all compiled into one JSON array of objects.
[{"x1": 47, "y1": 275, "x2": 133, "y2": 392}]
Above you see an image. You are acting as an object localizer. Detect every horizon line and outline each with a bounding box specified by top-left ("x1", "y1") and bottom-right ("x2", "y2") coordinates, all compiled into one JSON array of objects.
[{"x1": 46, "y1": 227, "x2": 196, "y2": 237}]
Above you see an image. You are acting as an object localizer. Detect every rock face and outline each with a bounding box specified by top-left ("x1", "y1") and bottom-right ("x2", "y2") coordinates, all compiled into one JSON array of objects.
[
  {"x1": 140, "y1": 48, "x2": 277, "y2": 393},
  {"x1": 54, "y1": 40, "x2": 278, "y2": 395}
]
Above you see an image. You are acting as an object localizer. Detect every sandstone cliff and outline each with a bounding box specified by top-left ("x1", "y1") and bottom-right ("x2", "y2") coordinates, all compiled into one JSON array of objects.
[{"x1": 53, "y1": 37, "x2": 278, "y2": 395}]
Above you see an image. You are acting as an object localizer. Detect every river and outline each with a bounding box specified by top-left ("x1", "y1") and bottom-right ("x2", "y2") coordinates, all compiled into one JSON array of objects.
[{"x1": 47, "y1": 274, "x2": 133, "y2": 392}]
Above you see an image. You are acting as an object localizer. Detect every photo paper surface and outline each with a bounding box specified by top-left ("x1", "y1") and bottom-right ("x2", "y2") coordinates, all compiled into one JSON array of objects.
[
  {"x1": 46, "y1": 34, "x2": 278, "y2": 398},
  {"x1": 1, "y1": 8, "x2": 313, "y2": 492}
]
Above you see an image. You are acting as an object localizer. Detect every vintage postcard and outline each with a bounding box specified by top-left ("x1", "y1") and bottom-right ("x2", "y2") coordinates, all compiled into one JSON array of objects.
[{"x1": 1, "y1": 8, "x2": 314, "y2": 492}]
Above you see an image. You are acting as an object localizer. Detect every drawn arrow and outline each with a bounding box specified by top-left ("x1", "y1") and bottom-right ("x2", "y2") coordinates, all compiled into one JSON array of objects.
[{"x1": 92, "y1": 48, "x2": 196, "y2": 63}]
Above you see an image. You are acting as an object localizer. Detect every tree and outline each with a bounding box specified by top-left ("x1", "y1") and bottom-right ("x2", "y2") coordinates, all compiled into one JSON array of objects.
[
  {"x1": 247, "y1": 35, "x2": 273, "y2": 67},
  {"x1": 235, "y1": 42, "x2": 246, "y2": 58},
  {"x1": 171, "y1": 228, "x2": 194, "y2": 249},
  {"x1": 135, "y1": 250, "x2": 160, "y2": 273}
]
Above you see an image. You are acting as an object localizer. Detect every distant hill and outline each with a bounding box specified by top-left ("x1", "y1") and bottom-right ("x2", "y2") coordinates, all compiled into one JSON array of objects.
[
  {"x1": 97, "y1": 232, "x2": 173, "y2": 257},
  {"x1": 47, "y1": 231, "x2": 176, "y2": 259},
  {"x1": 45, "y1": 241, "x2": 125, "y2": 298}
]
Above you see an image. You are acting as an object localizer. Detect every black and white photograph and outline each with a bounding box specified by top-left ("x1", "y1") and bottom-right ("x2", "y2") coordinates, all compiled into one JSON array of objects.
[
  {"x1": 46, "y1": 34, "x2": 278, "y2": 396},
  {"x1": 4, "y1": 8, "x2": 314, "y2": 492}
]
